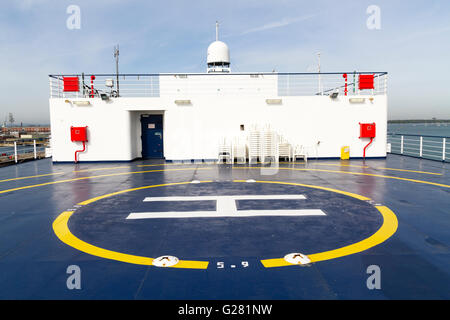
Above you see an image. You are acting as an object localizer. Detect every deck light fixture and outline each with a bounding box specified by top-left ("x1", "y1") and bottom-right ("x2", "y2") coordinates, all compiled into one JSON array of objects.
[
  {"x1": 349, "y1": 98, "x2": 365, "y2": 103},
  {"x1": 72, "y1": 100, "x2": 91, "y2": 106},
  {"x1": 265, "y1": 99, "x2": 282, "y2": 105},
  {"x1": 105, "y1": 79, "x2": 114, "y2": 88},
  {"x1": 174, "y1": 100, "x2": 191, "y2": 105}
]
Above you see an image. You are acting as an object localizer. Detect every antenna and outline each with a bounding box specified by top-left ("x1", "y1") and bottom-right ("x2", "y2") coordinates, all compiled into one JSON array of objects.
[
  {"x1": 114, "y1": 44, "x2": 120, "y2": 97},
  {"x1": 317, "y1": 52, "x2": 322, "y2": 95},
  {"x1": 216, "y1": 21, "x2": 219, "y2": 41},
  {"x1": 317, "y1": 52, "x2": 321, "y2": 73}
]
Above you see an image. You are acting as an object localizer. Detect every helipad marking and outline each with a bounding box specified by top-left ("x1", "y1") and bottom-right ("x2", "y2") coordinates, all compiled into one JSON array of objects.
[
  {"x1": 0, "y1": 167, "x2": 213, "y2": 195},
  {"x1": 53, "y1": 180, "x2": 398, "y2": 270},
  {"x1": 2, "y1": 165, "x2": 449, "y2": 195},
  {"x1": 308, "y1": 163, "x2": 369, "y2": 168},
  {"x1": 260, "y1": 205, "x2": 398, "y2": 268},
  {"x1": 142, "y1": 195, "x2": 307, "y2": 201},
  {"x1": 72, "y1": 166, "x2": 131, "y2": 173},
  {"x1": 0, "y1": 172, "x2": 64, "y2": 183},
  {"x1": 52, "y1": 181, "x2": 212, "y2": 270},
  {"x1": 377, "y1": 167, "x2": 442, "y2": 175},
  {"x1": 234, "y1": 168, "x2": 450, "y2": 189},
  {"x1": 53, "y1": 210, "x2": 208, "y2": 269},
  {"x1": 233, "y1": 180, "x2": 371, "y2": 201},
  {"x1": 127, "y1": 209, "x2": 325, "y2": 219},
  {"x1": 132, "y1": 194, "x2": 319, "y2": 219}
]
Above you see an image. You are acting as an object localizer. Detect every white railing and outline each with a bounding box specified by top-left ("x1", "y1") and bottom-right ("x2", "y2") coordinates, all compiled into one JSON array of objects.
[
  {"x1": 387, "y1": 133, "x2": 449, "y2": 162},
  {"x1": 0, "y1": 140, "x2": 47, "y2": 164},
  {"x1": 49, "y1": 72, "x2": 388, "y2": 99},
  {"x1": 278, "y1": 72, "x2": 387, "y2": 96}
]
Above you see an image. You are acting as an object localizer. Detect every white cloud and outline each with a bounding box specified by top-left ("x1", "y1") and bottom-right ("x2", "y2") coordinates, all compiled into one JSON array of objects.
[
  {"x1": 399, "y1": 25, "x2": 450, "y2": 42},
  {"x1": 240, "y1": 14, "x2": 317, "y2": 35},
  {"x1": 15, "y1": 0, "x2": 49, "y2": 10}
]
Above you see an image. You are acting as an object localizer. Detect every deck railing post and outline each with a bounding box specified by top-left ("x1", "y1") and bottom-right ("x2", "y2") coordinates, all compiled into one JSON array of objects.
[
  {"x1": 58, "y1": 76, "x2": 61, "y2": 98},
  {"x1": 400, "y1": 135, "x2": 404, "y2": 154},
  {"x1": 419, "y1": 136, "x2": 423, "y2": 157},
  {"x1": 443, "y1": 138, "x2": 446, "y2": 161},
  {"x1": 14, "y1": 142, "x2": 17, "y2": 163},
  {"x1": 34, "y1": 140, "x2": 37, "y2": 159}
]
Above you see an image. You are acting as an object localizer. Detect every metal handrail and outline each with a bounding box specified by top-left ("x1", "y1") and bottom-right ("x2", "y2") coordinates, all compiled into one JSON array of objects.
[
  {"x1": 387, "y1": 133, "x2": 448, "y2": 162},
  {"x1": 388, "y1": 132, "x2": 450, "y2": 139},
  {"x1": 49, "y1": 72, "x2": 388, "y2": 77},
  {"x1": 0, "y1": 140, "x2": 48, "y2": 164},
  {"x1": 49, "y1": 72, "x2": 388, "y2": 99}
]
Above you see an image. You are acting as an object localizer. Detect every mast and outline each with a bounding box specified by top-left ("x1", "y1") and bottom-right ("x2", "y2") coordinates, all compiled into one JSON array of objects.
[
  {"x1": 216, "y1": 21, "x2": 219, "y2": 41},
  {"x1": 317, "y1": 52, "x2": 322, "y2": 95},
  {"x1": 114, "y1": 45, "x2": 120, "y2": 97}
]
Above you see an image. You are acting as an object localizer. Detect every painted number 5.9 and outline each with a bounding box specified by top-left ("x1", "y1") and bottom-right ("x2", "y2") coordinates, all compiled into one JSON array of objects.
[{"x1": 216, "y1": 261, "x2": 249, "y2": 269}]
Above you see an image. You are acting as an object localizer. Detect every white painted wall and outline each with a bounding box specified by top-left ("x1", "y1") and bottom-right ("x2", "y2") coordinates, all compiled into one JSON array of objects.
[{"x1": 49, "y1": 74, "x2": 387, "y2": 162}]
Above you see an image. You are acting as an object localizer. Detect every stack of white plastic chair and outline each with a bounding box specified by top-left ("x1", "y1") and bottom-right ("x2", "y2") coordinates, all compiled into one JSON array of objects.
[
  {"x1": 233, "y1": 135, "x2": 247, "y2": 164},
  {"x1": 278, "y1": 135, "x2": 292, "y2": 162},
  {"x1": 248, "y1": 125, "x2": 260, "y2": 164},
  {"x1": 217, "y1": 137, "x2": 233, "y2": 164},
  {"x1": 259, "y1": 125, "x2": 279, "y2": 163}
]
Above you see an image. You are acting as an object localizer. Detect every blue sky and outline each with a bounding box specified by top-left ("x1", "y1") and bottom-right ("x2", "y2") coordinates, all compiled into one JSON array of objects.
[{"x1": 1, "y1": 0, "x2": 449, "y2": 123}]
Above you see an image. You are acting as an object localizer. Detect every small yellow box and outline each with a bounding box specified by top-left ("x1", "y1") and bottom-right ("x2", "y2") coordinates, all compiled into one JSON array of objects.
[{"x1": 341, "y1": 146, "x2": 350, "y2": 160}]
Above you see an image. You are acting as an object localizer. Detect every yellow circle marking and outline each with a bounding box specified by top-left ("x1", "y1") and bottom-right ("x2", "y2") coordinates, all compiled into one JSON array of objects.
[
  {"x1": 232, "y1": 180, "x2": 398, "y2": 267},
  {"x1": 53, "y1": 181, "x2": 212, "y2": 269},
  {"x1": 0, "y1": 172, "x2": 65, "y2": 183},
  {"x1": 377, "y1": 167, "x2": 442, "y2": 175},
  {"x1": 53, "y1": 180, "x2": 398, "y2": 270},
  {"x1": 234, "y1": 167, "x2": 450, "y2": 188},
  {"x1": 1, "y1": 163, "x2": 448, "y2": 195},
  {"x1": 0, "y1": 167, "x2": 213, "y2": 195}
]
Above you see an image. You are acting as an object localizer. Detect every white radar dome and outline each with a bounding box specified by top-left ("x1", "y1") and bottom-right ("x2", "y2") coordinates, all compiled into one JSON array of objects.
[
  {"x1": 207, "y1": 22, "x2": 231, "y2": 73},
  {"x1": 207, "y1": 40, "x2": 230, "y2": 64}
]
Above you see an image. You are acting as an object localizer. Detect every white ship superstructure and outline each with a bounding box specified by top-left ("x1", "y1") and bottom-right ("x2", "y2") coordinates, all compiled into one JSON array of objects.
[{"x1": 48, "y1": 25, "x2": 387, "y2": 162}]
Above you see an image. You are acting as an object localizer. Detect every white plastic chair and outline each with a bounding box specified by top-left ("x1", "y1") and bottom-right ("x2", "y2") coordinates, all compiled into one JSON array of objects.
[
  {"x1": 293, "y1": 145, "x2": 308, "y2": 162},
  {"x1": 218, "y1": 138, "x2": 233, "y2": 164},
  {"x1": 278, "y1": 143, "x2": 292, "y2": 162}
]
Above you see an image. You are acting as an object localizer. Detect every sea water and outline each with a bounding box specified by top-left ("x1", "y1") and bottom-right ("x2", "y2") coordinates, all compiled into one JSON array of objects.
[{"x1": 388, "y1": 123, "x2": 450, "y2": 137}]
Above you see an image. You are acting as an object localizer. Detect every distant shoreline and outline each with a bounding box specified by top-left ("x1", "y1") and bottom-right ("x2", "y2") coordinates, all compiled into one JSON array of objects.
[{"x1": 388, "y1": 119, "x2": 450, "y2": 124}]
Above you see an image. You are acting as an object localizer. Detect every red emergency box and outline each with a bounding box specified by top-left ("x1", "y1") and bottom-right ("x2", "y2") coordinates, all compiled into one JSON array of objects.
[
  {"x1": 63, "y1": 77, "x2": 80, "y2": 92},
  {"x1": 359, "y1": 123, "x2": 376, "y2": 138},
  {"x1": 71, "y1": 126, "x2": 88, "y2": 142}
]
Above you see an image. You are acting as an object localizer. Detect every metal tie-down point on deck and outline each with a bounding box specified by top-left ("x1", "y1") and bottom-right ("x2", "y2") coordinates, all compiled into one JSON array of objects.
[
  {"x1": 152, "y1": 255, "x2": 180, "y2": 267},
  {"x1": 284, "y1": 253, "x2": 311, "y2": 265}
]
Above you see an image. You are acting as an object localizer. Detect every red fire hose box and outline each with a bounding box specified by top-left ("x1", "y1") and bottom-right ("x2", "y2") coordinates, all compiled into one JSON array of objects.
[
  {"x1": 359, "y1": 123, "x2": 376, "y2": 138},
  {"x1": 71, "y1": 126, "x2": 88, "y2": 163},
  {"x1": 359, "y1": 123, "x2": 376, "y2": 158},
  {"x1": 71, "y1": 126, "x2": 88, "y2": 142}
]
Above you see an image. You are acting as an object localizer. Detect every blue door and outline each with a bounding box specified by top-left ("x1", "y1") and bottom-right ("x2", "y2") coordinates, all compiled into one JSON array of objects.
[{"x1": 141, "y1": 115, "x2": 163, "y2": 159}]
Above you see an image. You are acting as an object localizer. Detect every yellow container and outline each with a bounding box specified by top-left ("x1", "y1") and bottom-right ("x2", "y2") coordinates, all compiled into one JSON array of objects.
[{"x1": 341, "y1": 146, "x2": 350, "y2": 160}]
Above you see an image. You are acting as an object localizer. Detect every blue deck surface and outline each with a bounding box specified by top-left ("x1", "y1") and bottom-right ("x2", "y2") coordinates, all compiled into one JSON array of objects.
[{"x1": 0, "y1": 154, "x2": 448, "y2": 299}]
